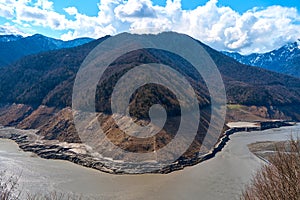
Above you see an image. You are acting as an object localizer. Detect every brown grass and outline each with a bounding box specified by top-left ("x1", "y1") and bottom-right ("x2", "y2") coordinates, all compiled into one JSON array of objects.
[{"x1": 242, "y1": 138, "x2": 300, "y2": 200}]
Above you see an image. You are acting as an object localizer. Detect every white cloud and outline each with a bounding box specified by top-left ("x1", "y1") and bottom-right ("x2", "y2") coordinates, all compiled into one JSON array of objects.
[
  {"x1": 64, "y1": 7, "x2": 78, "y2": 16},
  {"x1": 60, "y1": 4, "x2": 117, "y2": 40},
  {"x1": 34, "y1": 0, "x2": 54, "y2": 10},
  {"x1": 0, "y1": 0, "x2": 16, "y2": 18},
  {"x1": 114, "y1": 0, "x2": 156, "y2": 20},
  {"x1": 174, "y1": 1, "x2": 300, "y2": 54},
  {"x1": 13, "y1": 0, "x2": 70, "y2": 30},
  {"x1": 1, "y1": 0, "x2": 300, "y2": 54},
  {"x1": 0, "y1": 23, "x2": 29, "y2": 36}
]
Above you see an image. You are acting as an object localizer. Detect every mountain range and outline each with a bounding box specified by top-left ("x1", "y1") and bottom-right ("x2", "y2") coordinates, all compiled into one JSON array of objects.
[
  {"x1": 223, "y1": 40, "x2": 300, "y2": 78},
  {"x1": 0, "y1": 35, "x2": 23, "y2": 42},
  {"x1": 0, "y1": 33, "x2": 299, "y2": 161},
  {"x1": 0, "y1": 34, "x2": 94, "y2": 67}
]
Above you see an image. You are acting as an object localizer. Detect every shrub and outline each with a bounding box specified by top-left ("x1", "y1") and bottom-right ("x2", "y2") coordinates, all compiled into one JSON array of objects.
[
  {"x1": 0, "y1": 171, "x2": 20, "y2": 200},
  {"x1": 0, "y1": 171, "x2": 86, "y2": 200},
  {"x1": 242, "y1": 138, "x2": 300, "y2": 200}
]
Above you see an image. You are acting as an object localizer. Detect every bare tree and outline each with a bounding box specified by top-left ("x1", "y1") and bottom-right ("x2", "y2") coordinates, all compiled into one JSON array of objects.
[
  {"x1": 0, "y1": 171, "x2": 89, "y2": 200},
  {"x1": 0, "y1": 171, "x2": 20, "y2": 200},
  {"x1": 242, "y1": 138, "x2": 300, "y2": 200},
  {"x1": 26, "y1": 192, "x2": 84, "y2": 200}
]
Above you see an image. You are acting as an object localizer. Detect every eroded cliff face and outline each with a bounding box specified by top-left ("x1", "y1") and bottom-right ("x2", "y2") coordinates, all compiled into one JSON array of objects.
[
  {"x1": 0, "y1": 103, "x2": 299, "y2": 144},
  {"x1": 0, "y1": 104, "x2": 33, "y2": 126},
  {"x1": 0, "y1": 103, "x2": 298, "y2": 157},
  {"x1": 0, "y1": 104, "x2": 209, "y2": 160},
  {"x1": 17, "y1": 105, "x2": 57, "y2": 129},
  {"x1": 226, "y1": 105, "x2": 297, "y2": 122},
  {"x1": 0, "y1": 107, "x2": 294, "y2": 175},
  {"x1": 36, "y1": 108, "x2": 81, "y2": 143},
  {"x1": 0, "y1": 105, "x2": 79, "y2": 143}
]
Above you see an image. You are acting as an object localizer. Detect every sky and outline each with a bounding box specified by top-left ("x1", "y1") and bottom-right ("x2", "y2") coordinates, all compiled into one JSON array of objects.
[{"x1": 0, "y1": 0, "x2": 300, "y2": 54}]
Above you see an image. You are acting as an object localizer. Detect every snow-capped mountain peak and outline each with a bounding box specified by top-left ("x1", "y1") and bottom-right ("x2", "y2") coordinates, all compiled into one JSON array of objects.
[
  {"x1": 296, "y1": 39, "x2": 300, "y2": 49},
  {"x1": 223, "y1": 39, "x2": 300, "y2": 78},
  {"x1": 283, "y1": 40, "x2": 300, "y2": 52}
]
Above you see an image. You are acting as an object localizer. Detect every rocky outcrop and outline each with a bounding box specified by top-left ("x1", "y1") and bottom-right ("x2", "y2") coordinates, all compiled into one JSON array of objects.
[
  {"x1": 260, "y1": 121, "x2": 293, "y2": 130},
  {"x1": 226, "y1": 105, "x2": 295, "y2": 122},
  {"x1": 17, "y1": 105, "x2": 57, "y2": 129},
  {"x1": 0, "y1": 104, "x2": 33, "y2": 126},
  {"x1": 0, "y1": 105, "x2": 80, "y2": 143},
  {"x1": 36, "y1": 107, "x2": 81, "y2": 143}
]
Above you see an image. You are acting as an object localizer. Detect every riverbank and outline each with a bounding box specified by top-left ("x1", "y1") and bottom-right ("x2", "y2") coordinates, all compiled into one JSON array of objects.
[
  {"x1": 0, "y1": 120, "x2": 295, "y2": 175},
  {"x1": 159, "y1": 120, "x2": 295, "y2": 173},
  {"x1": 0, "y1": 124, "x2": 299, "y2": 199}
]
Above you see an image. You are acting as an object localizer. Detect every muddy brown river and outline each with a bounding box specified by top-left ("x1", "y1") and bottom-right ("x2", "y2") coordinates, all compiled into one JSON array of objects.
[{"x1": 0, "y1": 124, "x2": 299, "y2": 200}]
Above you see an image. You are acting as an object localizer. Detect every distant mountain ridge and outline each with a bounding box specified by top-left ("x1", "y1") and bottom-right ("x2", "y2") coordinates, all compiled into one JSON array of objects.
[
  {"x1": 0, "y1": 35, "x2": 23, "y2": 42},
  {"x1": 223, "y1": 40, "x2": 300, "y2": 78},
  {"x1": 0, "y1": 34, "x2": 94, "y2": 67}
]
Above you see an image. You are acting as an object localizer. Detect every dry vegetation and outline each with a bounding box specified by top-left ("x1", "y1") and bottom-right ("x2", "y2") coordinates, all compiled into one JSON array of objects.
[
  {"x1": 242, "y1": 138, "x2": 300, "y2": 200},
  {"x1": 0, "y1": 171, "x2": 20, "y2": 200},
  {"x1": 25, "y1": 192, "x2": 84, "y2": 200},
  {"x1": 0, "y1": 171, "x2": 88, "y2": 200}
]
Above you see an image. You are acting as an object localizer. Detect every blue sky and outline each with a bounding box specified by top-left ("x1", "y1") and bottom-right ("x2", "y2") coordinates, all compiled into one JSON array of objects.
[
  {"x1": 154, "y1": 0, "x2": 300, "y2": 12},
  {"x1": 51, "y1": 0, "x2": 300, "y2": 15},
  {"x1": 1, "y1": 0, "x2": 300, "y2": 54}
]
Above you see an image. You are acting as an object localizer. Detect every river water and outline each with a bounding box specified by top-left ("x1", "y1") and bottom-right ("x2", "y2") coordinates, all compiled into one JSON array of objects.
[{"x1": 0, "y1": 124, "x2": 299, "y2": 200}]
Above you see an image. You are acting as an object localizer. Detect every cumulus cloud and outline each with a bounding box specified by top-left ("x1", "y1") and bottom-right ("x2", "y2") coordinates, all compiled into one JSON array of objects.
[
  {"x1": 14, "y1": 0, "x2": 70, "y2": 30},
  {"x1": 166, "y1": 1, "x2": 300, "y2": 54},
  {"x1": 115, "y1": 0, "x2": 156, "y2": 20},
  {"x1": 64, "y1": 7, "x2": 78, "y2": 16},
  {"x1": 61, "y1": 4, "x2": 117, "y2": 40},
  {"x1": 113, "y1": 0, "x2": 300, "y2": 54},
  {"x1": 34, "y1": 0, "x2": 54, "y2": 10},
  {"x1": 0, "y1": 0, "x2": 16, "y2": 18},
  {"x1": 0, "y1": 23, "x2": 29, "y2": 36},
  {"x1": 1, "y1": 0, "x2": 300, "y2": 54}
]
